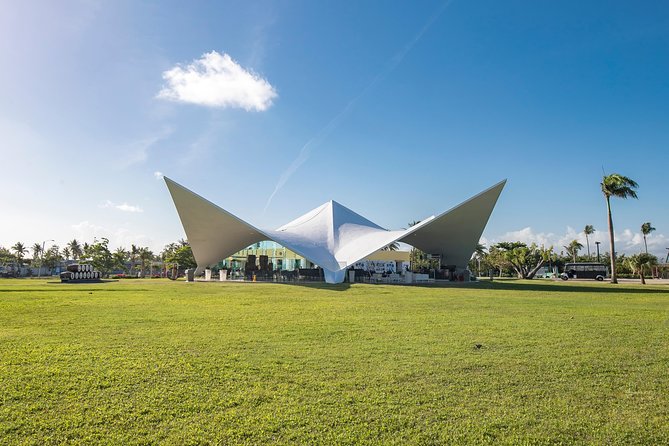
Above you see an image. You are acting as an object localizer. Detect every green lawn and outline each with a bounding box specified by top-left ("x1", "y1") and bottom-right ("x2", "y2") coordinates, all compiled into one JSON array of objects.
[{"x1": 1, "y1": 279, "x2": 668, "y2": 445}]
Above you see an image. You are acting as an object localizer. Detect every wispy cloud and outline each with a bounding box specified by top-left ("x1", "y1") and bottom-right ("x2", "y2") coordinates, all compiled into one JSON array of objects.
[
  {"x1": 157, "y1": 51, "x2": 277, "y2": 111},
  {"x1": 116, "y1": 127, "x2": 173, "y2": 168},
  {"x1": 99, "y1": 200, "x2": 143, "y2": 213},
  {"x1": 263, "y1": 97, "x2": 359, "y2": 212},
  {"x1": 181, "y1": 119, "x2": 232, "y2": 164},
  {"x1": 264, "y1": 1, "x2": 454, "y2": 211}
]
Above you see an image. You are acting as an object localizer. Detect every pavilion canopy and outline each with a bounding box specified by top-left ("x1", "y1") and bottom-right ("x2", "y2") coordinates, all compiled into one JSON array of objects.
[{"x1": 164, "y1": 177, "x2": 506, "y2": 283}]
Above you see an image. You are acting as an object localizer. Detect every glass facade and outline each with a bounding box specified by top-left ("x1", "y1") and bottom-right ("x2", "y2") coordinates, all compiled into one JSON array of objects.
[{"x1": 218, "y1": 241, "x2": 311, "y2": 271}]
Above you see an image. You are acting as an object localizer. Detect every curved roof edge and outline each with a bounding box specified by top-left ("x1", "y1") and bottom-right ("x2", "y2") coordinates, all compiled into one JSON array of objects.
[{"x1": 164, "y1": 177, "x2": 506, "y2": 283}]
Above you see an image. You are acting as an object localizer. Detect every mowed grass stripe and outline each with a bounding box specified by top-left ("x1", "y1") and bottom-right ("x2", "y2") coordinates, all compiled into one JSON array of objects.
[{"x1": 1, "y1": 279, "x2": 668, "y2": 444}]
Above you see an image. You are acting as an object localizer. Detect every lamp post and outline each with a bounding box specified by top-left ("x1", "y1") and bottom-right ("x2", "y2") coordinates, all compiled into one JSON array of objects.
[
  {"x1": 595, "y1": 241, "x2": 601, "y2": 263},
  {"x1": 37, "y1": 239, "x2": 54, "y2": 278}
]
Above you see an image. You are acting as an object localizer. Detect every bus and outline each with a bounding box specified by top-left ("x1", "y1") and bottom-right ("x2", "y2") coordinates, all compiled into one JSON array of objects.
[{"x1": 560, "y1": 263, "x2": 608, "y2": 281}]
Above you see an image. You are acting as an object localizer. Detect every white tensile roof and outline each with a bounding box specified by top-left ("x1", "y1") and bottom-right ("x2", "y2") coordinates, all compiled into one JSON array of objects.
[{"x1": 164, "y1": 177, "x2": 506, "y2": 283}]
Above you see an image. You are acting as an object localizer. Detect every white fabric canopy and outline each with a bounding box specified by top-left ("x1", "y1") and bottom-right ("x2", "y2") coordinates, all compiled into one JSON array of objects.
[{"x1": 165, "y1": 177, "x2": 506, "y2": 283}]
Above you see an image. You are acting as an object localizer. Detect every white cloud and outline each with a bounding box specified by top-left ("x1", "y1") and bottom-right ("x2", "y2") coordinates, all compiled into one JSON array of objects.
[
  {"x1": 617, "y1": 229, "x2": 643, "y2": 247},
  {"x1": 488, "y1": 226, "x2": 667, "y2": 258},
  {"x1": 493, "y1": 226, "x2": 601, "y2": 253},
  {"x1": 494, "y1": 227, "x2": 557, "y2": 247},
  {"x1": 99, "y1": 200, "x2": 143, "y2": 213},
  {"x1": 154, "y1": 171, "x2": 164, "y2": 180},
  {"x1": 616, "y1": 228, "x2": 668, "y2": 254},
  {"x1": 157, "y1": 51, "x2": 277, "y2": 111},
  {"x1": 71, "y1": 221, "x2": 157, "y2": 252}
]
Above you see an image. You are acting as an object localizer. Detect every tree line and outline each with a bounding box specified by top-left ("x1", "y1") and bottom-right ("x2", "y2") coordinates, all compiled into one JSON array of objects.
[
  {"x1": 468, "y1": 173, "x2": 663, "y2": 284},
  {"x1": 469, "y1": 240, "x2": 661, "y2": 283},
  {"x1": 0, "y1": 238, "x2": 196, "y2": 278}
]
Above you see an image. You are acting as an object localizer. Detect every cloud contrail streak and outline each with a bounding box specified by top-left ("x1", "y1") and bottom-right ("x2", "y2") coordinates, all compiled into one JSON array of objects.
[{"x1": 264, "y1": 0, "x2": 454, "y2": 212}]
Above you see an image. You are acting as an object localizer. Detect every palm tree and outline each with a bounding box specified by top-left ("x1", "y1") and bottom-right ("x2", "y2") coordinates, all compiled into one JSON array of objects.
[
  {"x1": 641, "y1": 222, "x2": 655, "y2": 254},
  {"x1": 113, "y1": 247, "x2": 130, "y2": 274},
  {"x1": 11, "y1": 242, "x2": 28, "y2": 265},
  {"x1": 67, "y1": 239, "x2": 82, "y2": 260},
  {"x1": 62, "y1": 246, "x2": 72, "y2": 261},
  {"x1": 31, "y1": 242, "x2": 43, "y2": 275},
  {"x1": 32, "y1": 243, "x2": 42, "y2": 263},
  {"x1": 407, "y1": 220, "x2": 422, "y2": 271},
  {"x1": 601, "y1": 174, "x2": 638, "y2": 284},
  {"x1": 473, "y1": 243, "x2": 487, "y2": 276},
  {"x1": 474, "y1": 243, "x2": 487, "y2": 258},
  {"x1": 626, "y1": 253, "x2": 657, "y2": 285},
  {"x1": 130, "y1": 244, "x2": 140, "y2": 276},
  {"x1": 583, "y1": 225, "x2": 595, "y2": 259},
  {"x1": 564, "y1": 240, "x2": 584, "y2": 263},
  {"x1": 138, "y1": 247, "x2": 153, "y2": 278}
]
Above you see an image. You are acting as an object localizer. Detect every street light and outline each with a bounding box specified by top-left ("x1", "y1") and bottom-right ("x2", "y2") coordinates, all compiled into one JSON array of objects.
[
  {"x1": 595, "y1": 241, "x2": 601, "y2": 263},
  {"x1": 37, "y1": 239, "x2": 54, "y2": 279}
]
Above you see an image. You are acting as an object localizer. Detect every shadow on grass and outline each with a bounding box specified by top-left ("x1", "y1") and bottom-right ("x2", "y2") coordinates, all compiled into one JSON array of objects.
[
  {"x1": 273, "y1": 282, "x2": 352, "y2": 292},
  {"x1": 194, "y1": 279, "x2": 666, "y2": 294},
  {"x1": 195, "y1": 280, "x2": 353, "y2": 292},
  {"x1": 472, "y1": 280, "x2": 669, "y2": 295}
]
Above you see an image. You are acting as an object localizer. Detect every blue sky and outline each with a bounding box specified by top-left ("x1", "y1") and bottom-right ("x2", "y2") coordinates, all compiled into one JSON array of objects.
[{"x1": 2, "y1": 0, "x2": 668, "y2": 259}]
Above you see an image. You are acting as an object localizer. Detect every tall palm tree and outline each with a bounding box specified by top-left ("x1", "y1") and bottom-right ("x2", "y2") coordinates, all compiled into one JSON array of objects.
[
  {"x1": 113, "y1": 247, "x2": 130, "y2": 273},
  {"x1": 62, "y1": 246, "x2": 72, "y2": 261},
  {"x1": 130, "y1": 244, "x2": 140, "y2": 275},
  {"x1": 641, "y1": 222, "x2": 655, "y2": 254},
  {"x1": 11, "y1": 242, "x2": 28, "y2": 265},
  {"x1": 31, "y1": 242, "x2": 43, "y2": 275},
  {"x1": 407, "y1": 220, "x2": 422, "y2": 271},
  {"x1": 473, "y1": 243, "x2": 487, "y2": 276},
  {"x1": 601, "y1": 174, "x2": 638, "y2": 284},
  {"x1": 583, "y1": 225, "x2": 595, "y2": 259},
  {"x1": 138, "y1": 247, "x2": 153, "y2": 278},
  {"x1": 32, "y1": 243, "x2": 42, "y2": 263},
  {"x1": 67, "y1": 239, "x2": 82, "y2": 260},
  {"x1": 474, "y1": 243, "x2": 487, "y2": 258}
]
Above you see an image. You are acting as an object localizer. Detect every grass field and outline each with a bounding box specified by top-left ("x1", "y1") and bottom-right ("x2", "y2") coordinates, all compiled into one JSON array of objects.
[{"x1": 1, "y1": 279, "x2": 668, "y2": 445}]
